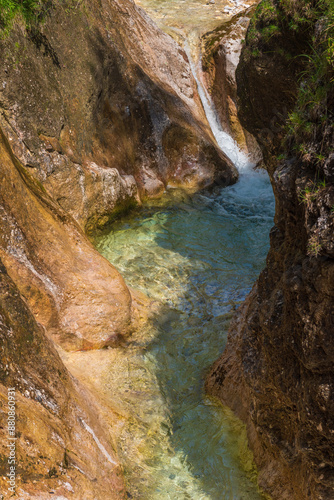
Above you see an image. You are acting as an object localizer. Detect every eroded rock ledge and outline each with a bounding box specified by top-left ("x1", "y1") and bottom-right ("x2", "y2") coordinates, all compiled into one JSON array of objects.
[{"x1": 206, "y1": 1, "x2": 334, "y2": 499}]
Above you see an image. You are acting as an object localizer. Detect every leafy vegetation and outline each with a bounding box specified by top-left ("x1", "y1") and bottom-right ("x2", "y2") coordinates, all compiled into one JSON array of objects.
[
  {"x1": 0, "y1": 0, "x2": 85, "y2": 36},
  {"x1": 245, "y1": 0, "x2": 319, "y2": 56},
  {"x1": 247, "y1": 0, "x2": 333, "y2": 169},
  {"x1": 286, "y1": 0, "x2": 334, "y2": 154},
  {"x1": 245, "y1": 1, "x2": 334, "y2": 258},
  {"x1": 0, "y1": 0, "x2": 45, "y2": 34},
  {"x1": 298, "y1": 178, "x2": 326, "y2": 206},
  {"x1": 307, "y1": 233, "x2": 322, "y2": 257},
  {"x1": 280, "y1": 0, "x2": 334, "y2": 259}
]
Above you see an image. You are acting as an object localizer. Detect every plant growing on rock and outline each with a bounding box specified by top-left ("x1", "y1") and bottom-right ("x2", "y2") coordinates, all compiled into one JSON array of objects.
[
  {"x1": 285, "y1": 0, "x2": 334, "y2": 150},
  {"x1": 307, "y1": 232, "x2": 322, "y2": 256},
  {"x1": 0, "y1": 0, "x2": 42, "y2": 33},
  {"x1": 299, "y1": 184, "x2": 318, "y2": 206},
  {"x1": 299, "y1": 178, "x2": 327, "y2": 208},
  {"x1": 0, "y1": 0, "x2": 82, "y2": 35}
]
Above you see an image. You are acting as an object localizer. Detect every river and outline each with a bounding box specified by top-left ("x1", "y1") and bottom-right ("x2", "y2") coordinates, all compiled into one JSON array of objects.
[
  {"x1": 94, "y1": 63, "x2": 274, "y2": 500},
  {"x1": 93, "y1": 2, "x2": 275, "y2": 498}
]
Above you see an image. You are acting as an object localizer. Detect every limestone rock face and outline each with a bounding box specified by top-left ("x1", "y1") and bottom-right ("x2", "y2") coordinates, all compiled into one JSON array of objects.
[
  {"x1": 0, "y1": 259, "x2": 125, "y2": 499},
  {"x1": 206, "y1": 2, "x2": 334, "y2": 499},
  {"x1": 0, "y1": 0, "x2": 237, "y2": 234}
]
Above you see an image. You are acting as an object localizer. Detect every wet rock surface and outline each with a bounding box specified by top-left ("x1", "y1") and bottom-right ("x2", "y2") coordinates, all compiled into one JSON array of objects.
[
  {"x1": 0, "y1": 128, "x2": 132, "y2": 351},
  {"x1": 201, "y1": 8, "x2": 262, "y2": 163},
  {"x1": 0, "y1": 0, "x2": 237, "y2": 234}
]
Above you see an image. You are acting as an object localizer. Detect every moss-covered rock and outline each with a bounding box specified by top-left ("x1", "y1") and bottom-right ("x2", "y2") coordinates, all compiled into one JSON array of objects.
[{"x1": 235, "y1": 0, "x2": 324, "y2": 171}]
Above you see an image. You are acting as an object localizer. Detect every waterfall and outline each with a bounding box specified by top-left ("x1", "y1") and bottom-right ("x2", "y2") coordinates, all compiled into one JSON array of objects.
[{"x1": 183, "y1": 41, "x2": 252, "y2": 172}]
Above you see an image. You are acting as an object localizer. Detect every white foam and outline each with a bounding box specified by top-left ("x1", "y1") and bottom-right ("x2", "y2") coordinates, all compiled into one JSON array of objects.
[{"x1": 184, "y1": 41, "x2": 252, "y2": 172}]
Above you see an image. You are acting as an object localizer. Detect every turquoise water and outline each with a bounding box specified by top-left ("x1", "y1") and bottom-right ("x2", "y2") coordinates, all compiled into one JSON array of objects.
[{"x1": 95, "y1": 168, "x2": 274, "y2": 499}]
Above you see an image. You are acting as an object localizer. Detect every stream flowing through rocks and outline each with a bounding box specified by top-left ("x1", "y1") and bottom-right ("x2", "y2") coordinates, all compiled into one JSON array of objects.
[
  {"x1": 95, "y1": 167, "x2": 274, "y2": 499},
  {"x1": 92, "y1": 5, "x2": 275, "y2": 496}
]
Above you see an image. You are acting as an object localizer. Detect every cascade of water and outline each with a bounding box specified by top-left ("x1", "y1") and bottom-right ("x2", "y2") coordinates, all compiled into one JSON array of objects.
[
  {"x1": 183, "y1": 40, "x2": 252, "y2": 171},
  {"x1": 92, "y1": 26, "x2": 274, "y2": 500}
]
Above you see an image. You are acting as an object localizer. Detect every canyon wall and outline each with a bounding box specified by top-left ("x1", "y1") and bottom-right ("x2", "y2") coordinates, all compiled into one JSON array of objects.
[
  {"x1": 0, "y1": 0, "x2": 237, "y2": 234},
  {"x1": 206, "y1": 1, "x2": 334, "y2": 499},
  {"x1": 0, "y1": 0, "x2": 240, "y2": 362}
]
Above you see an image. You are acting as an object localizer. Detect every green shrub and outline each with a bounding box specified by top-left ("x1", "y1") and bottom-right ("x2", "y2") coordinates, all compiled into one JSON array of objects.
[
  {"x1": 0, "y1": 0, "x2": 41, "y2": 33},
  {"x1": 284, "y1": 0, "x2": 334, "y2": 151}
]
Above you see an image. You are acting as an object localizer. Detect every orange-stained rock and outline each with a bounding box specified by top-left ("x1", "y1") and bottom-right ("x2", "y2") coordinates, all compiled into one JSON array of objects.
[
  {"x1": 0, "y1": 128, "x2": 132, "y2": 350},
  {"x1": 0, "y1": 1, "x2": 239, "y2": 497},
  {"x1": 0, "y1": 259, "x2": 126, "y2": 499}
]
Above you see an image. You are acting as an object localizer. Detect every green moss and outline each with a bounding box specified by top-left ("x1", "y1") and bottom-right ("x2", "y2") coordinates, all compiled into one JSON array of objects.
[
  {"x1": 251, "y1": 48, "x2": 261, "y2": 57},
  {"x1": 0, "y1": 0, "x2": 82, "y2": 35},
  {"x1": 244, "y1": 0, "x2": 320, "y2": 60},
  {"x1": 0, "y1": 0, "x2": 44, "y2": 34}
]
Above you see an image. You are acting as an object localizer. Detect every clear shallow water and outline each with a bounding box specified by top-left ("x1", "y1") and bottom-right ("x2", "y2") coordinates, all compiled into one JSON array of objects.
[
  {"x1": 95, "y1": 5, "x2": 273, "y2": 495},
  {"x1": 95, "y1": 169, "x2": 275, "y2": 499},
  {"x1": 135, "y1": 0, "x2": 255, "y2": 36}
]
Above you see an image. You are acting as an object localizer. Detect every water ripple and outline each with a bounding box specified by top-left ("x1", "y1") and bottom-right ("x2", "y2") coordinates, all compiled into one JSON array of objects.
[{"x1": 96, "y1": 170, "x2": 274, "y2": 499}]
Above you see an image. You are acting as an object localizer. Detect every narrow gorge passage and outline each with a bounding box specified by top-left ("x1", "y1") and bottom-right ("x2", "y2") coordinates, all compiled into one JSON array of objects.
[
  {"x1": 93, "y1": 47, "x2": 275, "y2": 499},
  {"x1": 1, "y1": 0, "x2": 333, "y2": 498}
]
